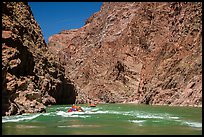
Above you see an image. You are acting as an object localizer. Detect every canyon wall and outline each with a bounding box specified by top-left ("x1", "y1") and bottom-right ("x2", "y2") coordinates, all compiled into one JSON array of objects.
[
  {"x1": 2, "y1": 2, "x2": 76, "y2": 116},
  {"x1": 48, "y1": 2, "x2": 202, "y2": 107}
]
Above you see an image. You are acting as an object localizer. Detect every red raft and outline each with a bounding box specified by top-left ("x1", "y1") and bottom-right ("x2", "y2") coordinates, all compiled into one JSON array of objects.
[
  {"x1": 89, "y1": 103, "x2": 96, "y2": 107},
  {"x1": 67, "y1": 105, "x2": 84, "y2": 112}
]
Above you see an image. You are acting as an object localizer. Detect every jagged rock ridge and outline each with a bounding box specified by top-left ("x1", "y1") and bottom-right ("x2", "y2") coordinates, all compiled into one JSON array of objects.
[
  {"x1": 2, "y1": 2, "x2": 77, "y2": 116},
  {"x1": 48, "y1": 2, "x2": 202, "y2": 107}
]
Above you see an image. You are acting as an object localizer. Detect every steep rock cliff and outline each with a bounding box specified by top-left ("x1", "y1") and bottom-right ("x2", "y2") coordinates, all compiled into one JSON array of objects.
[
  {"x1": 48, "y1": 2, "x2": 202, "y2": 107},
  {"x1": 2, "y1": 2, "x2": 77, "y2": 116}
]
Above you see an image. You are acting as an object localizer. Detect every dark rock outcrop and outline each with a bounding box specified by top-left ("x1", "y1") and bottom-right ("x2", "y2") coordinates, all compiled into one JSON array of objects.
[
  {"x1": 2, "y1": 2, "x2": 77, "y2": 116},
  {"x1": 48, "y1": 2, "x2": 202, "y2": 107}
]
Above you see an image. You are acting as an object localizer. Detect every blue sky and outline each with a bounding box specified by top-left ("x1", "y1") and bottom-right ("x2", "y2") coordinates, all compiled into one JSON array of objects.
[{"x1": 28, "y1": 2, "x2": 103, "y2": 43}]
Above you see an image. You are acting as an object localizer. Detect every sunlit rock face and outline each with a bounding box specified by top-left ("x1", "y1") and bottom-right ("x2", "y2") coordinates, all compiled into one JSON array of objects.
[
  {"x1": 2, "y1": 2, "x2": 77, "y2": 116},
  {"x1": 48, "y1": 2, "x2": 202, "y2": 107}
]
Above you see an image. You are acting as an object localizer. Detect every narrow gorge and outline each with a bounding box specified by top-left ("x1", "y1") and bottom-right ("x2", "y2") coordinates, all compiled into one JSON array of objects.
[
  {"x1": 2, "y1": 2, "x2": 202, "y2": 116},
  {"x1": 2, "y1": 2, "x2": 77, "y2": 116}
]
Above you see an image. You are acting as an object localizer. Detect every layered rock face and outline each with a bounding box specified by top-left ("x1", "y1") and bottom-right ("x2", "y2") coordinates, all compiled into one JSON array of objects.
[
  {"x1": 49, "y1": 2, "x2": 202, "y2": 107},
  {"x1": 2, "y1": 2, "x2": 77, "y2": 116}
]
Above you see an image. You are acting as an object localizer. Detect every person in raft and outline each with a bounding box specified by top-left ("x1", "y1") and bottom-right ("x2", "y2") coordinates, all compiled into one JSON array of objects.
[{"x1": 67, "y1": 105, "x2": 84, "y2": 112}]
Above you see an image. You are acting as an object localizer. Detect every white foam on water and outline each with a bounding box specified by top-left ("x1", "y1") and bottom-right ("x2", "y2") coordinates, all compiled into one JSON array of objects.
[
  {"x1": 125, "y1": 111, "x2": 180, "y2": 121},
  {"x1": 56, "y1": 111, "x2": 90, "y2": 118},
  {"x1": 122, "y1": 112, "x2": 132, "y2": 116},
  {"x1": 54, "y1": 108, "x2": 127, "y2": 118},
  {"x1": 130, "y1": 120, "x2": 146, "y2": 123},
  {"x1": 129, "y1": 120, "x2": 146, "y2": 126},
  {"x1": 84, "y1": 110, "x2": 109, "y2": 114},
  {"x1": 183, "y1": 121, "x2": 202, "y2": 128},
  {"x1": 42, "y1": 111, "x2": 59, "y2": 117},
  {"x1": 169, "y1": 116, "x2": 180, "y2": 119},
  {"x1": 136, "y1": 113, "x2": 164, "y2": 119},
  {"x1": 58, "y1": 124, "x2": 100, "y2": 128},
  {"x1": 42, "y1": 113, "x2": 50, "y2": 116},
  {"x1": 2, "y1": 113, "x2": 41, "y2": 123}
]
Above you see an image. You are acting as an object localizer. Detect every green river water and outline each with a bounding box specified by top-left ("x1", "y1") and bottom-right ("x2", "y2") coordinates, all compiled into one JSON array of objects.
[{"x1": 2, "y1": 103, "x2": 202, "y2": 135}]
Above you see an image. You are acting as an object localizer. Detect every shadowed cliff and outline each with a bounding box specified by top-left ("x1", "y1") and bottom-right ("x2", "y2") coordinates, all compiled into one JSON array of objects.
[{"x1": 2, "y1": 2, "x2": 77, "y2": 116}]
